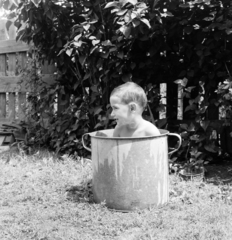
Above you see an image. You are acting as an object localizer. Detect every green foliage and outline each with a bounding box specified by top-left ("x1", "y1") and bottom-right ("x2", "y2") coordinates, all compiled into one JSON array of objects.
[
  {"x1": 1, "y1": 0, "x2": 164, "y2": 155},
  {"x1": 173, "y1": 78, "x2": 219, "y2": 170},
  {"x1": 2, "y1": 0, "x2": 232, "y2": 157},
  {"x1": 216, "y1": 76, "x2": 232, "y2": 121}
]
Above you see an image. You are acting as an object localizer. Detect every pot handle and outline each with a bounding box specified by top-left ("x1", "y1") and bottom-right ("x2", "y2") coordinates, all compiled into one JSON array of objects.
[
  {"x1": 168, "y1": 133, "x2": 182, "y2": 156},
  {"x1": 82, "y1": 133, "x2": 91, "y2": 152}
]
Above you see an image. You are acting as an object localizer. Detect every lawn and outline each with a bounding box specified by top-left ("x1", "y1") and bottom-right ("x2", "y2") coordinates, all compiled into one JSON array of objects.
[{"x1": 1, "y1": 150, "x2": 232, "y2": 240}]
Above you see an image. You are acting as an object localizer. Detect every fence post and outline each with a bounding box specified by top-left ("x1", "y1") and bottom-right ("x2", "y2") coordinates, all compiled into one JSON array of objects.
[{"x1": 166, "y1": 81, "x2": 178, "y2": 120}]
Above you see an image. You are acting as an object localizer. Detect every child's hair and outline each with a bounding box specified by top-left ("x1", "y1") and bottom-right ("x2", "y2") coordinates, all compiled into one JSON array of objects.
[{"x1": 110, "y1": 82, "x2": 147, "y2": 109}]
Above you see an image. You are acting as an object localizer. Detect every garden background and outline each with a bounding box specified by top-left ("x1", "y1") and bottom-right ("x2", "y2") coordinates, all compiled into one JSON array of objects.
[{"x1": 1, "y1": 0, "x2": 232, "y2": 173}]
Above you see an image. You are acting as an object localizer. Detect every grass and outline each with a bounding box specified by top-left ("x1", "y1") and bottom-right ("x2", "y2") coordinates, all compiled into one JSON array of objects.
[{"x1": 1, "y1": 150, "x2": 232, "y2": 240}]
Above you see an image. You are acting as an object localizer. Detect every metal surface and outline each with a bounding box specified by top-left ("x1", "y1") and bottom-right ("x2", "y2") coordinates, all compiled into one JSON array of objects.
[{"x1": 82, "y1": 129, "x2": 182, "y2": 211}]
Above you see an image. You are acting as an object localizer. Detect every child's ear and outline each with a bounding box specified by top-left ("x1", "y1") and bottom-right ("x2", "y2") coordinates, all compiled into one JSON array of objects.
[{"x1": 129, "y1": 102, "x2": 137, "y2": 112}]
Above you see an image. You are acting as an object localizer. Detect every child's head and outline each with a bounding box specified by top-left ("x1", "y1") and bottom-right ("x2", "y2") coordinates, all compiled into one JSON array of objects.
[{"x1": 110, "y1": 82, "x2": 147, "y2": 111}]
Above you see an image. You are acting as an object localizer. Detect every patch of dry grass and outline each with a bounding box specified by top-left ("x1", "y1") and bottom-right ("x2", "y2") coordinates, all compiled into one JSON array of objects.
[{"x1": 1, "y1": 150, "x2": 232, "y2": 240}]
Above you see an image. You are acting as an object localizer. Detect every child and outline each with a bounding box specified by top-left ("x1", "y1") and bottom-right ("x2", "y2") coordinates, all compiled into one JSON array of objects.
[{"x1": 110, "y1": 82, "x2": 160, "y2": 137}]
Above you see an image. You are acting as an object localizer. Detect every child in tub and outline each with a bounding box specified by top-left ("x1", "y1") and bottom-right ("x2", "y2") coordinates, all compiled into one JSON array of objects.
[{"x1": 109, "y1": 82, "x2": 160, "y2": 137}]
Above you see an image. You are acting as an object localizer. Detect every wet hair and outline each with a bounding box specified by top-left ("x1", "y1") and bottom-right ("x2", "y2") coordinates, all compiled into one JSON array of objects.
[{"x1": 110, "y1": 82, "x2": 147, "y2": 109}]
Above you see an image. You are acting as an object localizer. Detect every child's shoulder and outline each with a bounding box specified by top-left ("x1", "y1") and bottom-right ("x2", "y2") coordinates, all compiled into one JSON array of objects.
[
  {"x1": 144, "y1": 120, "x2": 160, "y2": 136},
  {"x1": 113, "y1": 124, "x2": 123, "y2": 137}
]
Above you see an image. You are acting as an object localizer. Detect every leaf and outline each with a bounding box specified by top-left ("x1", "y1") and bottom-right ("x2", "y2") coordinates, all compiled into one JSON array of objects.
[
  {"x1": 111, "y1": 9, "x2": 119, "y2": 14},
  {"x1": 105, "y1": 2, "x2": 118, "y2": 8},
  {"x1": 73, "y1": 41, "x2": 83, "y2": 47},
  {"x1": 216, "y1": 15, "x2": 223, "y2": 22},
  {"x1": 124, "y1": 11, "x2": 132, "y2": 23},
  {"x1": 140, "y1": 18, "x2": 151, "y2": 28},
  {"x1": 190, "y1": 135, "x2": 205, "y2": 142},
  {"x1": 7, "y1": 11, "x2": 16, "y2": 20},
  {"x1": 66, "y1": 49, "x2": 73, "y2": 56},
  {"x1": 92, "y1": 39, "x2": 100, "y2": 46},
  {"x1": 179, "y1": 3, "x2": 190, "y2": 8},
  {"x1": 94, "y1": 106, "x2": 102, "y2": 115},
  {"x1": 174, "y1": 77, "x2": 188, "y2": 87},
  {"x1": 116, "y1": 9, "x2": 128, "y2": 16},
  {"x1": 132, "y1": 19, "x2": 140, "y2": 27},
  {"x1": 109, "y1": 46, "x2": 117, "y2": 53},
  {"x1": 79, "y1": 55, "x2": 86, "y2": 66},
  {"x1": 185, "y1": 86, "x2": 195, "y2": 92},
  {"x1": 166, "y1": 11, "x2": 174, "y2": 17},
  {"x1": 91, "y1": 85, "x2": 98, "y2": 93},
  {"x1": 102, "y1": 40, "x2": 114, "y2": 46},
  {"x1": 130, "y1": 62, "x2": 136, "y2": 69},
  {"x1": 74, "y1": 82, "x2": 79, "y2": 91},
  {"x1": 119, "y1": 25, "x2": 131, "y2": 38},
  {"x1": 195, "y1": 159, "x2": 204, "y2": 165},
  {"x1": 180, "y1": 123, "x2": 188, "y2": 130},
  {"x1": 94, "y1": 123, "x2": 103, "y2": 129},
  {"x1": 31, "y1": 0, "x2": 41, "y2": 7},
  {"x1": 5, "y1": 20, "x2": 12, "y2": 31},
  {"x1": 82, "y1": 72, "x2": 90, "y2": 81},
  {"x1": 226, "y1": 29, "x2": 232, "y2": 35},
  {"x1": 121, "y1": 0, "x2": 138, "y2": 7},
  {"x1": 204, "y1": 144, "x2": 217, "y2": 153},
  {"x1": 117, "y1": 52, "x2": 124, "y2": 59},
  {"x1": 185, "y1": 104, "x2": 196, "y2": 112},
  {"x1": 137, "y1": 2, "x2": 147, "y2": 8},
  {"x1": 200, "y1": 121, "x2": 209, "y2": 131},
  {"x1": 188, "y1": 122, "x2": 196, "y2": 132},
  {"x1": 83, "y1": 24, "x2": 90, "y2": 31},
  {"x1": 156, "y1": 118, "x2": 167, "y2": 128},
  {"x1": 90, "y1": 46, "x2": 98, "y2": 54},
  {"x1": 122, "y1": 73, "x2": 132, "y2": 82},
  {"x1": 100, "y1": 51, "x2": 110, "y2": 59},
  {"x1": 203, "y1": 17, "x2": 214, "y2": 21},
  {"x1": 74, "y1": 34, "x2": 82, "y2": 41},
  {"x1": 189, "y1": 99, "x2": 194, "y2": 105}
]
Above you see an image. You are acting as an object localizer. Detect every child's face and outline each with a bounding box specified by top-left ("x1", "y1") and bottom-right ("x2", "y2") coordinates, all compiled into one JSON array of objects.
[{"x1": 110, "y1": 95, "x2": 131, "y2": 125}]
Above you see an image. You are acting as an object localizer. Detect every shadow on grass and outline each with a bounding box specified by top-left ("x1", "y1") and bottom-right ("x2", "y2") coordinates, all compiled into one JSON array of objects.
[
  {"x1": 65, "y1": 180, "x2": 94, "y2": 203},
  {"x1": 205, "y1": 161, "x2": 232, "y2": 185}
]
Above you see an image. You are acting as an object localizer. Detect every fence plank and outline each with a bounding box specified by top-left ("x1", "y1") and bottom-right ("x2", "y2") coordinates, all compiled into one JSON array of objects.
[
  {"x1": 18, "y1": 93, "x2": 27, "y2": 121},
  {"x1": 6, "y1": 52, "x2": 17, "y2": 121},
  {"x1": 0, "y1": 74, "x2": 56, "y2": 92},
  {"x1": 40, "y1": 61, "x2": 57, "y2": 126},
  {"x1": 0, "y1": 40, "x2": 30, "y2": 54},
  {"x1": 0, "y1": 54, "x2": 7, "y2": 121},
  {"x1": 8, "y1": 93, "x2": 16, "y2": 120},
  {"x1": 17, "y1": 52, "x2": 27, "y2": 121},
  {"x1": 0, "y1": 94, "x2": 6, "y2": 119},
  {"x1": 7, "y1": 53, "x2": 17, "y2": 76},
  {"x1": 166, "y1": 82, "x2": 178, "y2": 120},
  {"x1": 0, "y1": 55, "x2": 6, "y2": 75}
]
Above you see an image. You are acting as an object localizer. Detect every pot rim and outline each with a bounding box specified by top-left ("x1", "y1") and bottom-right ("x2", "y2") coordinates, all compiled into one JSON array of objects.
[{"x1": 88, "y1": 129, "x2": 170, "y2": 140}]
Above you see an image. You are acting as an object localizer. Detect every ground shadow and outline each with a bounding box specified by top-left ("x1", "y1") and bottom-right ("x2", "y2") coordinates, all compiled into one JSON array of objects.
[
  {"x1": 205, "y1": 161, "x2": 232, "y2": 185},
  {"x1": 65, "y1": 180, "x2": 94, "y2": 203}
]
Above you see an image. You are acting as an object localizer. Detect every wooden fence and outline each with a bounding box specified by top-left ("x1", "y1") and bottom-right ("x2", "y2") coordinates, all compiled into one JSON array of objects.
[{"x1": 0, "y1": 19, "x2": 56, "y2": 125}]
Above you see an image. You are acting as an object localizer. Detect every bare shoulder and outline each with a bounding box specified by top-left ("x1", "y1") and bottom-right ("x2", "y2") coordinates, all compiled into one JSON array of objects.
[
  {"x1": 113, "y1": 124, "x2": 122, "y2": 137},
  {"x1": 144, "y1": 120, "x2": 160, "y2": 136}
]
